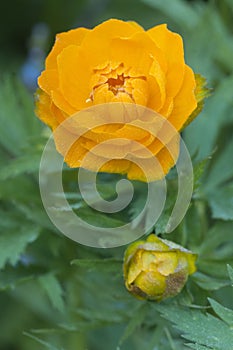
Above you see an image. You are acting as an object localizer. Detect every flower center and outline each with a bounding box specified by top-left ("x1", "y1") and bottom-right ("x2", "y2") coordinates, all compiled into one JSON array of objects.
[
  {"x1": 87, "y1": 62, "x2": 148, "y2": 105},
  {"x1": 107, "y1": 74, "x2": 126, "y2": 95}
]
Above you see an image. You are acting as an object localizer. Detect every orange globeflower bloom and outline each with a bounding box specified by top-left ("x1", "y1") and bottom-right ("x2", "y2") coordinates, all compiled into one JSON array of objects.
[{"x1": 36, "y1": 19, "x2": 206, "y2": 181}]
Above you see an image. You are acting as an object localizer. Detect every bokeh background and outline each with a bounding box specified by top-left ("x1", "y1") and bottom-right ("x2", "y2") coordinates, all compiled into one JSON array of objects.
[{"x1": 0, "y1": 0, "x2": 233, "y2": 349}]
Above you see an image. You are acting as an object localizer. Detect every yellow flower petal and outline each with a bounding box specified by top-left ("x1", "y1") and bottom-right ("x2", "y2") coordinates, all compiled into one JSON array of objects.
[
  {"x1": 51, "y1": 90, "x2": 76, "y2": 116},
  {"x1": 154, "y1": 251, "x2": 178, "y2": 276},
  {"x1": 134, "y1": 270, "x2": 166, "y2": 296},
  {"x1": 46, "y1": 27, "x2": 89, "y2": 69},
  {"x1": 147, "y1": 24, "x2": 185, "y2": 97},
  {"x1": 80, "y1": 19, "x2": 143, "y2": 66},
  {"x1": 168, "y1": 65, "x2": 197, "y2": 130},
  {"x1": 109, "y1": 32, "x2": 165, "y2": 75},
  {"x1": 38, "y1": 69, "x2": 59, "y2": 96},
  {"x1": 57, "y1": 45, "x2": 92, "y2": 110},
  {"x1": 35, "y1": 90, "x2": 58, "y2": 129}
]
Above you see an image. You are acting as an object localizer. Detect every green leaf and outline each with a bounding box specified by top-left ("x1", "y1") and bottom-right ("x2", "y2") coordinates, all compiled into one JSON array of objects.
[
  {"x1": 204, "y1": 129, "x2": 233, "y2": 191},
  {"x1": 0, "y1": 224, "x2": 39, "y2": 270},
  {"x1": 186, "y1": 4, "x2": 233, "y2": 78},
  {"x1": 141, "y1": 0, "x2": 199, "y2": 28},
  {"x1": 0, "y1": 151, "x2": 41, "y2": 181},
  {"x1": 71, "y1": 258, "x2": 122, "y2": 272},
  {"x1": 163, "y1": 327, "x2": 178, "y2": 350},
  {"x1": 156, "y1": 304, "x2": 233, "y2": 350},
  {"x1": 16, "y1": 202, "x2": 56, "y2": 232},
  {"x1": 118, "y1": 303, "x2": 148, "y2": 347},
  {"x1": 198, "y1": 260, "x2": 233, "y2": 279},
  {"x1": 76, "y1": 206, "x2": 128, "y2": 228},
  {"x1": 23, "y1": 332, "x2": 64, "y2": 350},
  {"x1": 223, "y1": 0, "x2": 233, "y2": 10},
  {"x1": 208, "y1": 298, "x2": 233, "y2": 326},
  {"x1": 227, "y1": 265, "x2": 233, "y2": 284},
  {"x1": 186, "y1": 344, "x2": 212, "y2": 350},
  {"x1": 208, "y1": 185, "x2": 233, "y2": 220},
  {"x1": 0, "y1": 174, "x2": 39, "y2": 203},
  {"x1": 0, "y1": 75, "x2": 41, "y2": 156},
  {"x1": 75, "y1": 307, "x2": 123, "y2": 324},
  {"x1": 147, "y1": 324, "x2": 166, "y2": 350},
  {"x1": 198, "y1": 221, "x2": 233, "y2": 258},
  {"x1": 184, "y1": 75, "x2": 233, "y2": 160},
  {"x1": 0, "y1": 266, "x2": 34, "y2": 291},
  {"x1": 193, "y1": 156, "x2": 211, "y2": 192},
  {"x1": 154, "y1": 180, "x2": 178, "y2": 234},
  {"x1": 192, "y1": 272, "x2": 229, "y2": 291},
  {"x1": 38, "y1": 273, "x2": 65, "y2": 313}
]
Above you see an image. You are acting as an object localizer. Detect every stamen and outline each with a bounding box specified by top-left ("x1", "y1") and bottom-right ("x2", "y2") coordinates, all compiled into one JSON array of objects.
[{"x1": 87, "y1": 62, "x2": 147, "y2": 103}]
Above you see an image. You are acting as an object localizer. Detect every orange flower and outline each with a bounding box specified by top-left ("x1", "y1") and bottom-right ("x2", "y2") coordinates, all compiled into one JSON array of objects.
[{"x1": 36, "y1": 19, "x2": 205, "y2": 181}]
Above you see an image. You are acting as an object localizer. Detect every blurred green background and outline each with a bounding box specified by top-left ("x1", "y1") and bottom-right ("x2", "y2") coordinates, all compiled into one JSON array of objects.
[{"x1": 0, "y1": 0, "x2": 233, "y2": 349}]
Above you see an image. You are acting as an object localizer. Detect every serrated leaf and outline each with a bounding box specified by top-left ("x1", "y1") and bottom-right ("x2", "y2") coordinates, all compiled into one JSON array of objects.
[
  {"x1": 38, "y1": 273, "x2": 65, "y2": 312},
  {"x1": 156, "y1": 304, "x2": 233, "y2": 350},
  {"x1": 0, "y1": 224, "x2": 39, "y2": 269},
  {"x1": 208, "y1": 298, "x2": 233, "y2": 326},
  {"x1": 71, "y1": 258, "x2": 122, "y2": 272}
]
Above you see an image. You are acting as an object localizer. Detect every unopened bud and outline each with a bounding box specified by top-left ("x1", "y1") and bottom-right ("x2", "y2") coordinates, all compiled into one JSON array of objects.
[{"x1": 123, "y1": 234, "x2": 197, "y2": 301}]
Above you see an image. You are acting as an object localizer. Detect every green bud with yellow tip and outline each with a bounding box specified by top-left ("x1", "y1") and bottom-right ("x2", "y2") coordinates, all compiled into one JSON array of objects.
[{"x1": 123, "y1": 234, "x2": 197, "y2": 301}]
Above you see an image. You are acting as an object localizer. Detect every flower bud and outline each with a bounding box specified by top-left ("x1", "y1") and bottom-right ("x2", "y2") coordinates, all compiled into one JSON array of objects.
[{"x1": 123, "y1": 234, "x2": 197, "y2": 301}]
